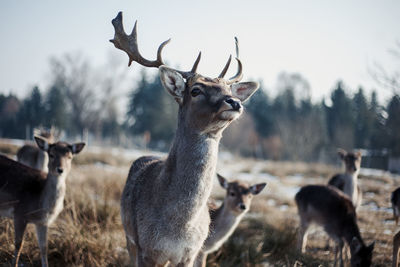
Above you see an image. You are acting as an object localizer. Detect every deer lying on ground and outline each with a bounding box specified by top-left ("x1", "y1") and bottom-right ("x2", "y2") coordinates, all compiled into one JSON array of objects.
[
  {"x1": 17, "y1": 128, "x2": 56, "y2": 173},
  {"x1": 393, "y1": 230, "x2": 400, "y2": 267},
  {"x1": 110, "y1": 12, "x2": 259, "y2": 266},
  {"x1": 0, "y1": 136, "x2": 85, "y2": 267},
  {"x1": 391, "y1": 187, "x2": 400, "y2": 224},
  {"x1": 328, "y1": 149, "x2": 362, "y2": 209},
  {"x1": 194, "y1": 174, "x2": 266, "y2": 267},
  {"x1": 295, "y1": 185, "x2": 374, "y2": 267}
]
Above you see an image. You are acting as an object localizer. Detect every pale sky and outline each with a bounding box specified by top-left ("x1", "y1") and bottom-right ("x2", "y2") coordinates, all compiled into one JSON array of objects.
[{"x1": 1, "y1": 0, "x2": 399, "y2": 104}]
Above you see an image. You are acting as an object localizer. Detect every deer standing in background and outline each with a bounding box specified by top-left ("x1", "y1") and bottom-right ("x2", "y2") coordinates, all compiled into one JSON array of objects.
[
  {"x1": 328, "y1": 149, "x2": 362, "y2": 209},
  {"x1": 295, "y1": 185, "x2": 374, "y2": 267},
  {"x1": 110, "y1": 12, "x2": 259, "y2": 266},
  {"x1": 194, "y1": 174, "x2": 266, "y2": 267},
  {"x1": 391, "y1": 187, "x2": 400, "y2": 224},
  {"x1": 0, "y1": 136, "x2": 85, "y2": 267},
  {"x1": 17, "y1": 128, "x2": 57, "y2": 173}
]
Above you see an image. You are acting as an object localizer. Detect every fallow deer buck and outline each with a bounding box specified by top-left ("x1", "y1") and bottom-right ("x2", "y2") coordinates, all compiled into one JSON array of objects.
[
  {"x1": 110, "y1": 12, "x2": 259, "y2": 266},
  {"x1": 194, "y1": 174, "x2": 266, "y2": 267},
  {"x1": 391, "y1": 187, "x2": 400, "y2": 224},
  {"x1": 295, "y1": 185, "x2": 374, "y2": 267},
  {"x1": 0, "y1": 136, "x2": 85, "y2": 267},
  {"x1": 17, "y1": 128, "x2": 57, "y2": 173},
  {"x1": 328, "y1": 149, "x2": 362, "y2": 209}
]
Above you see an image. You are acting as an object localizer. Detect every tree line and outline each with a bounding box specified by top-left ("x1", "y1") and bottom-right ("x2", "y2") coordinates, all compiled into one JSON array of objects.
[{"x1": 0, "y1": 53, "x2": 399, "y2": 163}]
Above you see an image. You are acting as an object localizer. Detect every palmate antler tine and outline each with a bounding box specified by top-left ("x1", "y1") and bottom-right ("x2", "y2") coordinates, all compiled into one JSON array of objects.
[
  {"x1": 227, "y1": 37, "x2": 243, "y2": 84},
  {"x1": 175, "y1": 52, "x2": 202, "y2": 79},
  {"x1": 110, "y1": 11, "x2": 168, "y2": 68},
  {"x1": 191, "y1": 52, "x2": 202, "y2": 73},
  {"x1": 218, "y1": 55, "x2": 232, "y2": 79},
  {"x1": 234, "y1": 36, "x2": 240, "y2": 58},
  {"x1": 110, "y1": 12, "x2": 201, "y2": 80}
]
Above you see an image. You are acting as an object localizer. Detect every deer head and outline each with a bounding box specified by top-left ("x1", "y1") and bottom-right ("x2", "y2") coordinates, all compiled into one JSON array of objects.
[
  {"x1": 34, "y1": 136, "x2": 85, "y2": 176},
  {"x1": 337, "y1": 149, "x2": 362, "y2": 173},
  {"x1": 110, "y1": 12, "x2": 259, "y2": 135},
  {"x1": 217, "y1": 174, "x2": 266, "y2": 214}
]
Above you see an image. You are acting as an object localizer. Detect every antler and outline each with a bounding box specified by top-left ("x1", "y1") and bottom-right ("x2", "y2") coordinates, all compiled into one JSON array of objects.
[
  {"x1": 110, "y1": 11, "x2": 201, "y2": 79},
  {"x1": 219, "y1": 37, "x2": 243, "y2": 84}
]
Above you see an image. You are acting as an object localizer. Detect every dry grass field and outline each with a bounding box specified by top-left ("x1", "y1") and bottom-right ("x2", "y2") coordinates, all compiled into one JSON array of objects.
[{"x1": 0, "y1": 139, "x2": 398, "y2": 266}]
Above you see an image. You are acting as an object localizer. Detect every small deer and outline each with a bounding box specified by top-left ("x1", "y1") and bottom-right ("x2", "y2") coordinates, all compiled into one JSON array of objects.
[
  {"x1": 391, "y1": 187, "x2": 400, "y2": 224},
  {"x1": 194, "y1": 174, "x2": 266, "y2": 267},
  {"x1": 111, "y1": 12, "x2": 259, "y2": 266},
  {"x1": 17, "y1": 128, "x2": 56, "y2": 173},
  {"x1": 328, "y1": 149, "x2": 362, "y2": 209},
  {"x1": 0, "y1": 136, "x2": 85, "y2": 267},
  {"x1": 295, "y1": 185, "x2": 374, "y2": 267},
  {"x1": 393, "y1": 230, "x2": 400, "y2": 267}
]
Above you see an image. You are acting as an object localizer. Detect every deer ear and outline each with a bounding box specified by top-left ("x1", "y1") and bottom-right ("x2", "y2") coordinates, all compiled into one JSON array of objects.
[
  {"x1": 249, "y1": 183, "x2": 267, "y2": 195},
  {"x1": 368, "y1": 241, "x2": 375, "y2": 252},
  {"x1": 159, "y1": 66, "x2": 185, "y2": 104},
  {"x1": 231, "y1": 82, "x2": 259, "y2": 102},
  {"x1": 69, "y1": 143, "x2": 85, "y2": 154},
  {"x1": 337, "y1": 148, "x2": 347, "y2": 160},
  {"x1": 217, "y1": 174, "x2": 229, "y2": 189},
  {"x1": 34, "y1": 136, "x2": 50, "y2": 152}
]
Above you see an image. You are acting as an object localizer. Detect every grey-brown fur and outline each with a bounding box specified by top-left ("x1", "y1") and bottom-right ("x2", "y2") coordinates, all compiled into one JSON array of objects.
[
  {"x1": 194, "y1": 175, "x2": 266, "y2": 267},
  {"x1": 17, "y1": 144, "x2": 49, "y2": 172},
  {"x1": 328, "y1": 149, "x2": 362, "y2": 209},
  {"x1": 16, "y1": 129, "x2": 55, "y2": 173},
  {"x1": 0, "y1": 136, "x2": 85, "y2": 267},
  {"x1": 295, "y1": 185, "x2": 374, "y2": 267}
]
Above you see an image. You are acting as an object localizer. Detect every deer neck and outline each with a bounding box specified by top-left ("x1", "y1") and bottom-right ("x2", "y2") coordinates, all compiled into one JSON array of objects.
[
  {"x1": 343, "y1": 170, "x2": 359, "y2": 204},
  {"x1": 40, "y1": 172, "x2": 67, "y2": 224},
  {"x1": 343, "y1": 220, "x2": 364, "y2": 253},
  {"x1": 212, "y1": 203, "x2": 244, "y2": 239},
  {"x1": 203, "y1": 203, "x2": 244, "y2": 253},
  {"x1": 162, "y1": 112, "x2": 221, "y2": 223},
  {"x1": 37, "y1": 151, "x2": 49, "y2": 173}
]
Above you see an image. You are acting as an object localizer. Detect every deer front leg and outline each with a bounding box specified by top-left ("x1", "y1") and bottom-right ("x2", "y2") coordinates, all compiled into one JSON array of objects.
[
  {"x1": 393, "y1": 230, "x2": 400, "y2": 267},
  {"x1": 35, "y1": 224, "x2": 49, "y2": 267},
  {"x1": 13, "y1": 217, "x2": 27, "y2": 267},
  {"x1": 297, "y1": 221, "x2": 309, "y2": 253},
  {"x1": 126, "y1": 236, "x2": 138, "y2": 267},
  {"x1": 137, "y1": 247, "x2": 165, "y2": 267}
]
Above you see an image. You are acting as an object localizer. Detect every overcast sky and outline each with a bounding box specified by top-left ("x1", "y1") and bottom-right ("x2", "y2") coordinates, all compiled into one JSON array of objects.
[{"x1": 1, "y1": 0, "x2": 399, "y2": 103}]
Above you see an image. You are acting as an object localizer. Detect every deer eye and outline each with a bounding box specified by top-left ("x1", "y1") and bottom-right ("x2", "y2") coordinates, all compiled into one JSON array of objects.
[
  {"x1": 191, "y1": 88, "x2": 202, "y2": 97},
  {"x1": 49, "y1": 154, "x2": 55, "y2": 158},
  {"x1": 229, "y1": 192, "x2": 235, "y2": 197}
]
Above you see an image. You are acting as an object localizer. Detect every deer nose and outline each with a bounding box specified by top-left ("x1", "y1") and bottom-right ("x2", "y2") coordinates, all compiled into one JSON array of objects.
[
  {"x1": 239, "y1": 203, "x2": 246, "y2": 210},
  {"x1": 225, "y1": 98, "x2": 241, "y2": 111},
  {"x1": 56, "y1": 167, "x2": 64, "y2": 174}
]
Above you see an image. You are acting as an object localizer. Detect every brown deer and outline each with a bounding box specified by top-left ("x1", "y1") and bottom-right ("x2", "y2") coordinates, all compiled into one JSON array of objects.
[
  {"x1": 328, "y1": 149, "x2": 362, "y2": 209},
  {"x1": 295, "y1": 185, "x2": 374, "y2": 267},
  {"x1": 110, "y1": 12, "x2": 259, "y2": 266},
  {"x1": 194, "y1": 174, "x2": 266, "y2": 267},
  {"x1": 391, "y1": 187, "x2": 400, "y2": 224},
  {"x1": 393, "y1": 230, "x2": 400, "y2": 267},
  {"x1": 0, "y1": 136, "x2": 85, "y2": 267},
  {"x1": 17, "y1": 128, "x2": 57, "y2": 173}
]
